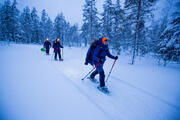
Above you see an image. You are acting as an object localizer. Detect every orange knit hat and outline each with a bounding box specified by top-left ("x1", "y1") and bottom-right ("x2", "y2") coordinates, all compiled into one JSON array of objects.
[{"x1": 102, "y1": 37, "x2": 108, "y2": 43}]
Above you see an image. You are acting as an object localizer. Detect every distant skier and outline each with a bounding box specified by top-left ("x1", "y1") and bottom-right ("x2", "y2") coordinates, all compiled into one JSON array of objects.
[
  {"x1": 43, "y1": 38, "x2": 51, "y2": 55},
  {"x1": 85, "y1": 37, "x2": 118, "y2": 91},
  {"x1": 53, "y1": 38, "x2": 63, "y2": 61}
]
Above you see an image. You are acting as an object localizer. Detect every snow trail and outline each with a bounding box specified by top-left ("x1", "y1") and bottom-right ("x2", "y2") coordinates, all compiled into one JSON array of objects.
[{"x1": 0, "y1": 44, "x2": 180, "y2": 120}]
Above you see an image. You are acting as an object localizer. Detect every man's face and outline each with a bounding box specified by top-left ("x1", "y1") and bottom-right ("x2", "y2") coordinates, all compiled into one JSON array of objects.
[{"x1": 103, "y1": 40, "x2": 108, "y2": 45}]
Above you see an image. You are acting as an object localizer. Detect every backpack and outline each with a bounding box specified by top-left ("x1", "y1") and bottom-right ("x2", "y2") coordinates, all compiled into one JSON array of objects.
[{"x1": 85, "y1": 40, "x2": 99, "y2": 66}]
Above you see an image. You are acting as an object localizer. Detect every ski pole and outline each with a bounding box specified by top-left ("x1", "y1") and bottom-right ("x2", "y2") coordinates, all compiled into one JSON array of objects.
[
  {"x1": 62, "y1": 38, "x2": 64, "y2": 60},
  {"x1": 51, "y1": 53, "x2": 54, "y2": 61},
  {"x1": 105, "y1": 59, "x2": 117, "y2": 82},
  {"x1": 82, "y1": 62, "x2": 100, "y2": 80},
  {"x1": 62, "y1": 48, "x2": 64, "y2": 60}
]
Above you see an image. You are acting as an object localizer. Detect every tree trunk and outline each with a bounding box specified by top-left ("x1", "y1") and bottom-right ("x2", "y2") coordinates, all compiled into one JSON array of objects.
[
  {"x1": 90, "y1": 0, "x2": 93, "y2": 41},
  {"x1": 132, "y1": 0, "x2": 141, "y2": 65}
]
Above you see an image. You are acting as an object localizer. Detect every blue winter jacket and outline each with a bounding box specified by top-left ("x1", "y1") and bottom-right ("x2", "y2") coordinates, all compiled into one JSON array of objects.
[
  {"x1": 44, "y1": 41, "x2": 51, "y2": 49},
  {"x1": 93, "y1": 38, "x2": 115, "y2": 65},
  {"x1": 53, "y1": 41, "x2": 63, "y2": 53}
]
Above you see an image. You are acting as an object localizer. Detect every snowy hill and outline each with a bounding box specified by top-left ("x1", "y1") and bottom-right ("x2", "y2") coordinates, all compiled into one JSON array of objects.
[{"x1": 0, "y1": 44, "x2": 180, "y2": 120}]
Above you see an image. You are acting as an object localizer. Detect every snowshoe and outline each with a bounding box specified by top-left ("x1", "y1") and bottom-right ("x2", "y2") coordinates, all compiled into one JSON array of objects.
[
  {"x1": 59, "y1": 59, "x2": 63, "y2": 61},
  {"x1": 97, "y1": 86, "x2": 110, "y2": 94},
  {"x1": 87, "y1": 77, "x2": 98, "y2": 84}
]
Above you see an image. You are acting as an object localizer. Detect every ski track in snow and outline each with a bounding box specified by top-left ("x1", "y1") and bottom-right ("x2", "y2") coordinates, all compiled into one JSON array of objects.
[
  {"x1": 47, "y1": 52, "x2": 180, "y2": 120},
  {"x1": 38, "y1": 46, "x2": 180, "y2": 120},
  {"x1": 36, "y1": 48, "x2": 120, "y2": 120},
  {"x1": 49, "y1": 63, "x2": 117, "y2": 120},
  {"x1": 110, "y1": 76, "x2": 180, "y2": 110},
  {"x1": 1, "y1": 44, "x2": 180, "y2": 120},
  {"x1": 37, "y1": 51, "x2": 127, "y2": 120}
]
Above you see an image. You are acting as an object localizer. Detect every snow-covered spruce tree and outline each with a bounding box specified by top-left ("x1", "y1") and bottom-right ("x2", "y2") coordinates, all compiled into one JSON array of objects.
[
  {"x1": 122, "y1": 0, "x2": 133, "y2": 51},
  {"x1": 81, "y1": 22, "x2": 89, "y2": 47},
  {"x1": 0, "y1": 3, "x2": 2, "y2": 41},
  {"x1": 81, "y1": 0, "x2": 100, "y2": 47},
  {"x1": 148, "y1": 15, "x2": 169, "y2": 55},
  {"x1": 54, "y1": 13, "x2": 66, "y2": 45},
  {"x1": 10, "y1": 0, "x2": 21, "y2": 43},
  {"x1": 156, "y1": 1, "x2": 180, "y2": 66},
  {"x1": 101, "y1": 0, "x2": 114, "y2": 44},
  {"x1": 124, "y1": 0, "x2": 154, "y2": 64},
  {"x1": 45, "y1": 17, "x2": 54, "y2": 42},
  {"x1": 39, "y1": 9, "x2": 49, "y2": 43},
  {"x1": 65, "y1": 23, "x2": 73, "y2": 47},
  {"x1": 0, "y1": 0, "x2": 12, "y2": 42},
  {"x1": 148, "y1": 20, "x2": 160, "y2": 52},
  {"x1": 11, "y1": 0, "x2": 21, "y2": 42},
  {"x1": 63, "y1": 22, "x2": 71, "y2": 46},
  {"x1": 31, "y1": 7, "x2": 40, "y2": 44},
  {"x1": 69, "y1": 24, "x2": 80, "y2": 47},
  {"x1": 19, "y1": 7, "x2": 32, "y2": 43},
  {"x1": 112, "y1": 0, "x2": 124, "y2": 55},
  {"x1": 148, "y1": 0, "x2": 174, "y2": 59}
]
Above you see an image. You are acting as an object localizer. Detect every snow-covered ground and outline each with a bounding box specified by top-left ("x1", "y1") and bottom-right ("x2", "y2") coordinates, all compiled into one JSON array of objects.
[{"x1": 0, "y1": 44, "x2": 180, "y2": 120}]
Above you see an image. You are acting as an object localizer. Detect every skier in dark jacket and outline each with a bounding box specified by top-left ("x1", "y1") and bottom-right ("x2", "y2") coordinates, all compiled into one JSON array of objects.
[
  {"x1": 53, "y1": 38, "x2": 63, "y2": 60},
  {"x1": 43, "y1": 38, "x2": 51, "y2": 55},
  {"x1": 90, "y1": 37, "x2": 118, "y2": 91}
]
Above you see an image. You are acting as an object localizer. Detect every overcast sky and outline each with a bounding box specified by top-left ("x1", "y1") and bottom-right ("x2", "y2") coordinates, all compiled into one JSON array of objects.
[
  {"x1": 0, "y1": 0, "x2": 124, "y2": 26},
  {"x1": 16, "y1": 0, "x2": 110, "y2": 27}
]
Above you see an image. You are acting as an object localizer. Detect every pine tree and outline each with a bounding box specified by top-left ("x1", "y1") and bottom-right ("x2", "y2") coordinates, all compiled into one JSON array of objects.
[
  {"x1": 148, "y1": 0, "x2": 173, "y2": 59},
  {"x1": 112, "y1": 0, "x2": 124, "y2": 54},
  {"x1": 31, "y1": 7, "x2": 40, "y2": 43},
  {"x1": 69, "y1": 24, "x2": 79, "y2": 47},
  {"x1": 54, "y1": 13, "x2": 66, "y2": 44},
  {"x1": 63, "y1": 22, "x2": 71, "y2": 46},
  {"x1": 81, "y1": 0, "x2": 100, "y2": 47},
  {"x1": 156, "y1": 1, "x2": 180, "y2": 66},
  {"x1": 10, "y1": 0, "x2": 21, "y2": 43},
  {"x1": 81, "y1": 23, "x2": 89, "y2": 47},
  {"x1": 40, "y1": 9, "x2": 49, "y2": 43},
  {"x1": 101, "y1": 0, "x2": 114, "y2": 43},
  {"x1": 20, "y1": 7, "x2": 32, "y2": 43},
  {"x1": 0, "y1": 3, "x2": 2, "y2": 41},
  {"x1": 124, "y1": 0, "x2": 154, "y2": 64},
  {"x1": 45, "y1": 17, "x2": 54, "y2": 42},
  {"x1": 148, "y1": 20, "x2": 160, "y2": 52},
  {"x1": 0, "y1": 0, "x2": 12, "y2": 42},
  {"x1": 122, "y1": 0, "x2": 133, "y2": 51}
]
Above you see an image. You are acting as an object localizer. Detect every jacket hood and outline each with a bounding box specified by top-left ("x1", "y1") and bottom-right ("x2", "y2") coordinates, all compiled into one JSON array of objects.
[
  {"x1": 98, "y1": 37, "x2": 108, "y2": 47},
  {"x1": 98, "y1": 37, "x2": 103, "y2": 45}
]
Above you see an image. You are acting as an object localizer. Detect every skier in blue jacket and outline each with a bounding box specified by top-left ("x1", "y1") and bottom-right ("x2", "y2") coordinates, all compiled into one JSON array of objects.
[
  {"x1": 43, "y1": 38, "x2": 51, "y2": 55},
  {"x1": 90, "y1": 37, "x2": 118, "y2": 91},
  {"x1": 53, "y1": 38, "x2": 63, "y2": 60}
]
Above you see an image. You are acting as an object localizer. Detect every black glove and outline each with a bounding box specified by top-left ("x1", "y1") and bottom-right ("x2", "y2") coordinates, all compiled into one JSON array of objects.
[
  {"x1": 99, "y1": 59, "x2": 103, "y2": 63},
  {"x1": 115, "y1": 56, "x2": 118, "y2": 60},
  {"x1": 84, "y1": 62, "x2": 88, "y2": 65}
]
